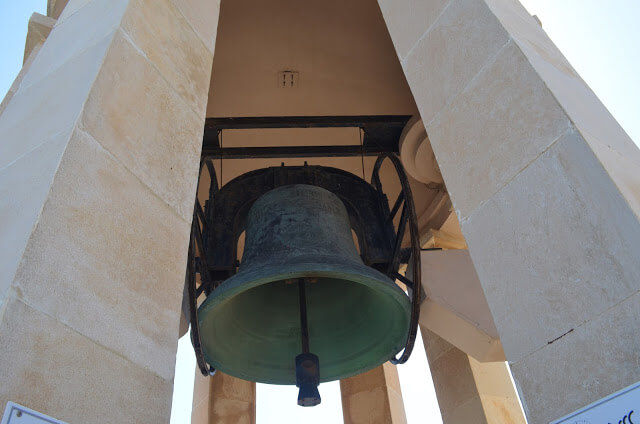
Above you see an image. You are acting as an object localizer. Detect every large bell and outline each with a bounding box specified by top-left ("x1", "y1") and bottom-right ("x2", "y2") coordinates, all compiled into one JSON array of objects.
[{"x1": 198, "y1": 184, "x2": 410, "y2": 387}]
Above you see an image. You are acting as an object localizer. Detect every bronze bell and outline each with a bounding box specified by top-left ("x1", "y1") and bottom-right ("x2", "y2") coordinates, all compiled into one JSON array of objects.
[{"x1": 197, "y1": 184, "x2": 410, "y2": 401}]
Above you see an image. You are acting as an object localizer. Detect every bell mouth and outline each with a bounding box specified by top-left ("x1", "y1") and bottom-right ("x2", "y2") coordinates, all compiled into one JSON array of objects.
[{"x1": 198, "y1": 260, "x2": 411, "y2": 385}]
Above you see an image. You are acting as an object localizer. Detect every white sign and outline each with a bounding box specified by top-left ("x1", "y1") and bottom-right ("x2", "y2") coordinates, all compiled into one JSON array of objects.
[
  {"x1": 1, "y1": 402, "x2": 67, "y2": 424},
  {"x1": 551, "y1": 381, "x2": 640, "y2": 424}
]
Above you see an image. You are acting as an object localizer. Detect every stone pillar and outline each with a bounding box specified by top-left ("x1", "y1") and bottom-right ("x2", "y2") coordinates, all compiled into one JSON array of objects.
[
  {"x1": 379, "y1": 0, "x2": 640, "y2": 422},
  {"x1": 0, "y1": 0, "x2": 219, "y2": 422},
  {"x1": 191, "y1": 371, "x2": 256, "y2": 424},
  {"x1": 340, "y1": 363, "x2": 407, "y2": 424},
  {"x1": 422, "y1": 328, "x2": 524, "y2": 424}
]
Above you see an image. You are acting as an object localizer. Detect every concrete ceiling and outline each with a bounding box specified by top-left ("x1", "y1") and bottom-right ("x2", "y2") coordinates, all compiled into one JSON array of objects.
[
  {"x1": 200, "y1": 0, "x2": 459, "y2": 243},
  {"x1": 206, "y1": 0, "x2": 418, "y2": 118}
]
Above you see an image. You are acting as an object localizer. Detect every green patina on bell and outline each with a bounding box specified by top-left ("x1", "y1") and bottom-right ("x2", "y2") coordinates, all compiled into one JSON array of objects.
[{"x1": 198, "y1": 184, "x2": 410, "y2": 385}]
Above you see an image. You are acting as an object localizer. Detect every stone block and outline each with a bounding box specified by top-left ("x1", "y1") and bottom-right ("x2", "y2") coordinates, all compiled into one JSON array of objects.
[
  {"x1": 211, "y1": 398, "x2": 254, "y2": 424},
  {"x1": 418, "y1": 250, "x2": 504, "y2": 361},
  {"x1": 0, "y1": 297, "x2": 173, "y2": 424},
  {"x1": 510, "y1": 290, "x2": 640, "y2": 424},
  {"x1": 13, "y1": 128, "x2": 190, "y2": 380},
  {"x1": 0, "y1": 41, "x2": 42, "y2": 122},
  {"x1": 342, "y1": 386, "x2": 391, "y2": 424},
  {"x1": 56, "y1": 0, "x2": 92, "y2": 22},
  {"x1": 462, "y1": 129, "x2": 640, "y2": 362},
  {"x1": 341, "y1": 364, "x2": 406, "y2": 424},
  {"x1": 402, "y1": 0, "x2": 508, "y2": 124},
  {"x1": 192, "y1": 369, "x2": 212, "y2": 409},
  {"x1": 212, "y1": 373, "x2": 256, "y2": 402},
  {"x1": 0, "y1": 34, "x2": 112, "y2": 170},
  {"x1": 171, "y1": 0, "x2": 221, "y2": 53},
  {"x1": 48, "y1": 0, "x2": 70, "y2": 19},
  {"x1": 340, "y1": 366, "x2": 387, "y2": 396},
  {"x1": 80, "y1": 31, "x2": 204, "y2": 221},
  {"x1": 484, "y1": 0, "x2": 640, "y2": 219},
  {"x1": 122, "y1": 0, "x2": 214, "y2": 115},
  {"x1": 22, "y1": 0, "x2": 128, "y2": 89},
  {"x1": 420, "y1": 326, "x2": 454, "y2": 361},
  {"x1": 429, "y1": 347, "x2": 480, "y2": 414},
  {"x1": 208, "y1": 373, "x2": 256, "y2": 424},
  {"x1": 442, "y1": 396, "x2": 487, "y2": 424},
  {"x1": 0, "y1": 127, "x2": 70, "y2": 303},
  {"x1": 420, "y1": 250, "x2": 498, "y2": 338},
  {"x1": 377, "y1": 0, "x2": 449, "y2": 61},
  {"x1": 427, "y1": 41, "x2": 570, "y2": 219},
  {"x1": 420, "y1": 300, "x2": 505, "y2": 362},
  {"x1": 23, "y1": 13, "x2": 56, "y2": 64},
  {"x1": 468, "y1": 358, "x2": 526, "y2": 423}
]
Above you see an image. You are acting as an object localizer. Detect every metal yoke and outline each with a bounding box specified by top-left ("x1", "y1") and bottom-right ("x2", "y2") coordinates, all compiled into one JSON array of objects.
[{"x1": 202, "y1": 164, "x2": 397, "y2": 288}]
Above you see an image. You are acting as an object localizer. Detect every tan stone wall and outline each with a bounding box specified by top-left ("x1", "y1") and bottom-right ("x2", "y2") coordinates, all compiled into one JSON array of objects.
[
  {"x1": 378, "y1": 0, "x2": 640, "y2": 422},
  {"x1": 422, "y1": 328, "x2": 525, "y2": 424},
  {"x1": 341, "y1": 363, "x2": 407, "y2": 424},
  {"x1": 192, "y1": 372, "x2": 256, "y2": 424},
  {"x1": 0, "y1": 0, "x2": 219, "y2": 421}
]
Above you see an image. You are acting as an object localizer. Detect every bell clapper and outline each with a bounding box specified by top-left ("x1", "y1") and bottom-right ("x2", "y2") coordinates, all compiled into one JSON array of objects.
[{"x1": 295, "y1": 278, "x2": 321, "y2": 407}]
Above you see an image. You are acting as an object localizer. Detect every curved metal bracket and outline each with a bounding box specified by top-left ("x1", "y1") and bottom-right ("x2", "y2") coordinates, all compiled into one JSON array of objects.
[
  {"x1": 372, "y1": 153, "x2": 422, "y2": 365},
  {"x1": 187, "y1": 160, "x2": 217, "y2": 376}
]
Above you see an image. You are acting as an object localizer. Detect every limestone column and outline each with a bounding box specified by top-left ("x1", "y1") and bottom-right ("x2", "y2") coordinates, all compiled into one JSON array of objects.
[
  {"x1": 192, "y1": 371, "x2": 256, "y2": 424},
  {"x1": 0, "y1": 0, "x2": 220, "y2": 422},
  {"x1": 422, "y1": 328, "x2": 524, "y2": 423},
  {"x1": 340, "y1": 363, "x2": 407, "y2": 424},
  {"x1": 378, "y1": 0, "x2": 640, "y2": 422}
]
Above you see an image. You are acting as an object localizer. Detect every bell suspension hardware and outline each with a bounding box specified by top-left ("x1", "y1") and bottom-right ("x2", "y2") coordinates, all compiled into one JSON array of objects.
[
  {"x1": 186, "y1": 154, "x2": 422, "y2": 407},
  {"x1": 295, "y1": 278, "x2": 321, "y2": 406}
]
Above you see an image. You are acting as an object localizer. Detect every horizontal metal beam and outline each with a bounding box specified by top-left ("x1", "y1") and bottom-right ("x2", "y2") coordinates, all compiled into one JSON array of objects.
[
  {"x1": 201, "y1": 115, "x2": 412, "y2": 159},
  {"x1": 204, "y1": 115, "x2": 411, "y2": 130},
  {"x1": 201, "y1": 144, "x2": 395, "y2": 159}
]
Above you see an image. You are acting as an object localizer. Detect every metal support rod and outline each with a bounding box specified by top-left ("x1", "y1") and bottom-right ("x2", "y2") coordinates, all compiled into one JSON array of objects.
[{"x1": 298, "y1": 279, "x2": 310, "y2": 354}]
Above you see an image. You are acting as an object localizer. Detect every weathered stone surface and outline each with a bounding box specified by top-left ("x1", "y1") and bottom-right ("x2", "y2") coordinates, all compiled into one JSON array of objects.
[
  {"x1": 121, "y1": 0, "x2": 214, "y2": 115},
  {"x1": 22, "y1": 0, "x2": 128, "y2": 89},
  {"x1": 191, "y1": 371, "x2": 213, "y2": 424},
  {"x1": 468, "y1": 358, "x2": 525, "y2": 423},
  {"x1": 0, "y1": 297, "x2": 173, "y2": 424},
  {"x1": 0, "y1": 128, "x2": 70, "y2": 303},
  {"x1": 443, "y1": 396, "x2": 487, "y2": 424},
  {"x1": 341, "y1": 365, "x2": 406, "y2": 424},
  {"x1": 511, "y1": 290, "x2": 640, "y2": 423},
  {"x1": 377, "y1": 0, "x2": 449, "y2": 61},
  {"x1": 171, "y1": 0, "x2": 221, "y2": 53},
  {"x1": 341, "y1": 366, "x2": 386, "y2": 395},
  {"x1": 80, "y1": 30, "x2": 204, "y2": 221},
  {"x1": 0, "y1": 34, "x2": 111, "y2": 170},
  {"x1": 211, "y1": 398, "x2": 255, "y2": 424},
  {"x1": 484, "y1": 0, "x2": 640, "y2": 226},
  {"x1": 420, "y1": 250, "x2": 499, "y2": 338},
  {"x1": 402, "y1": 0, "x2": 508, "y2": 125},
  {"x1": 48, "y1": 0, "x2": 71, "y2": 19},
  {"x1": 420, "y1": 325, "x2": 454, "y2": 361},
  {"x1": 23, "y1": 13, "x2": 56, "y2": 64},
  {"x1": 191, "y1": 372, "x2": 255, "y2": 424},
  {"x1": 1, "y1": 0, "x2": 216, "y2": 422},
  {"x1": 462, "y1": 129, "x2": 640, "y2": 363},
  {"x1": 429, "y1": 345, "x2": 479, "y2": 414},
  {"x1": 422, "y1": 329, "x2": 525, "y2": 423},
  {"x1": 343, "y1": 386, "x2": 392, "y2": 424},
  {"x1": 420, "y1": 300, "x2": 505, "y2": 362},
  {"x1": 13, "y1": 128, "x2": 190, "y2": 380},
  {"x1": 427, "y1": 41, "x2": 570, "y2": 219}
]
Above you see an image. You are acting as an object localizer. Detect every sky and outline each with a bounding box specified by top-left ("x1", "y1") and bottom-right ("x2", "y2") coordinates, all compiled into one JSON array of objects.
[{"x1": 1, "y1": 1, "x2": 639, "y2": 423}]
